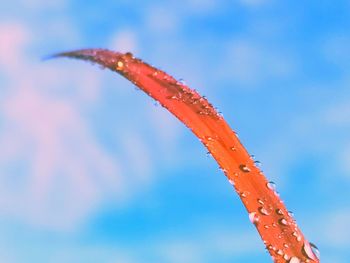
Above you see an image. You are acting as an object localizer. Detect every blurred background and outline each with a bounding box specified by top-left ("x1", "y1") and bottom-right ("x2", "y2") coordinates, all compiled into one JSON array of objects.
[{"x1": 1, "y1": 0, "x2": 349, "y2": 262}]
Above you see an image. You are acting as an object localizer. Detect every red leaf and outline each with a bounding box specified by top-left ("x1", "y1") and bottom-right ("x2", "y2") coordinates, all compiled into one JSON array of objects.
[{"x1": 52, "y1": 49, "x2": 320, "y2": 263}]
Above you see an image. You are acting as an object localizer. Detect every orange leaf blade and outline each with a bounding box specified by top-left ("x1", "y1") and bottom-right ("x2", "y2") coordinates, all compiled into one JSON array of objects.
[{"x1": 52, "y1": 49, "x2": 320, "y2": 263}]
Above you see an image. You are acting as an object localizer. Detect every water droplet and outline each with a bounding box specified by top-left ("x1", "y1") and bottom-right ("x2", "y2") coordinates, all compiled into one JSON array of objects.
[
  {"x1": 240, "y1": 191, "x2": 249, "y2": 198},
  {"x1": 303, "y1": 242, "x2": 319, "y2": 260},
  {"x1": 289, "y1": 257, "x2": 301, "y2": 263},
  {"x1": 125, "y1": 52, "x2": 133, "y2": 58},
  {"x1": 279, "y1": 218, "x2": 288, "y2": 226},
  {"x1": 283, "y1": 254, "x2": 290, "y2": 261},
  {"x1": 266, "y1": 181, "x2": 276, "y2": 191},
  {"x1": 276, "y1": 209, "x2": 284, "y2": 215},
  {"x1": 239, "y1": 164, "x2": 251, "y2": 173},
  {"x1": 292, "y1": 232, "x2": 302, "y2": 242},
  {"x1": 178, "y1": 78, "x2": 186, "y2": 85},
  {"x1": 288, "y1": 211, "x2": 294, "y2": 217},
  {"x1": 230, "y1": 146, "x2": 236, "y2": 151},
  {"x1": 257, "y1": 199, "x2": 264, "y2": 205},
  {"x1": 249, "y1": 212, "x2": 259, "y2": 225},
  {"x1": 220, "y1": 168, "x2": 227, "y2": 174},
  {"x1": 267, "y1": 245, "x2": 276, "y2": 251},
  {"x1": 206, "y1": 151, "x2": 211, "y2": 157},
  {"x1": 277, "y1": 249, "x2": 283, "y2": 256},
  {"x1": 116, "y1": 61, "x2": 124, "y2": 70},
  {"x1": 310, "y1": 242, "x2": 320, "y2": 259},
  {"x1": 254, "y1": 160, "x2": 262, "y2": 167},
  {"x1": 205, "y1": 136, "x2": 214, "y2": 141},
  {"x1": 258, "y1": 207, "x2": 270, "y2": 216}
]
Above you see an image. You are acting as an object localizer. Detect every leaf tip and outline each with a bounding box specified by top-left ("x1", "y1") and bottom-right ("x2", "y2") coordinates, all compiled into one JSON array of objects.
[{"x1": 43, "y1": 48, "x2": 126, "y2": 71}]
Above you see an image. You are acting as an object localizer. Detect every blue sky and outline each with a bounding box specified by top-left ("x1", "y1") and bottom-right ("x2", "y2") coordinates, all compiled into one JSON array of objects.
[{"x1": 0, "y1": 0, "x2": 349, "y2": 262}]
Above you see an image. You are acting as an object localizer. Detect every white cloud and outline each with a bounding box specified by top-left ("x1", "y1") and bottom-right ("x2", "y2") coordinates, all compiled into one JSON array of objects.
[
  {"x1": 0, "y1": 224, "x2": 264, "y2": 262},
  {"x1": 147, "y1": 105, "x2": 183, "y2": 161},
  {"x1": 186, "y1": 0, "x2": 220, "y2": 13},
  {"x1": 0, "y1": 85, "x2": 125, "y2": 229},
  {"x1": 324, "y1": 210, "x2": 350, "y2": 247},
  {"x1": 60, "y1": 247, "x2": 138, "y2": 263},
  {"x1": 0, "y1": 22, "x2": 155, "y2": 230},
  {"x1": 316, "y1": 99, "x2": 350, "y2": 177},
  {"x1": 19, "y1": 0, "x2": 66, "y2": 11},
  {"x1": 220, "y1": 38, "x2": 297, "y2": 87},
  {"x1": 322, "y1": 35, "x2": 350, "y2": 70},
  {"x1": 160, "y1": 241, "x2": 202, "y2": 263},
  {"x1": 308, "y1": 209, "x2": 350, "y2": 255},
  {"x1": 324, "y1": 101, "x2": 350, "y2": 127},
  {"x1": 109, "y1": 29, "x2": 138, "y2": 53},
  {"x1": 0, "y1": 22, "x2": 31, "y2": 73},
  {"x1": 120, "y1": 131, "x2": 153, "y2": 185},
  {"x1": 154, "y1": 227, "x2": 262, "y2": 263},
  {"x1": 145, "y1": 5, "x2": 179, "y2": 33},
  {"x1": 239, "y1": 0, "x2": 270, "y2": 7}
]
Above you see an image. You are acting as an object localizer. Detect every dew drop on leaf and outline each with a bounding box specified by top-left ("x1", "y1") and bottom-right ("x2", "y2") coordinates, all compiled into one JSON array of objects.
[
  {"x1": 292, "y1": 232, "x2": 302, "y2": 242},
  {"x1": 266, "y1": 181, "x2": 276, "y2": 191},
  {"x1": 249, "y1": 212, "x2": 259, "y2": 225},
  {"x1": 239, "y1": 164, "x2": 251, "y2": 173},
  {"x1": 276, "y1": 208, "x2": 284, "y2": 215},
  {"x1": 116, "y1": 60, "x2": 124, "y2": 70},
  {"x1": 220, "y1": 168, "x2": 227, "y2": 174},
  {"x1": 279, "y1": 218, "x2": 288, "y2": 226},
  {"x1": 258, "y1": 207, "x2": 270, "y2": 216},
  {"x1": 303, "y1": 241, "x2": 320, "y2": 260},
  {"x1": 289, "y1": 257, "x2": 301, "y2": 263},
  {"x1": 257, "y1": 198, "x2": 264, "y2": 205},
  {"x1": 125, "y1": 52, "x2": 133, "y2": 58},
  {"x1": 310, "y1": 242, "x2": 320, "y2": 259},
  {"x1": 240, "y1": 191, "x2": 249, "y2": 198},
  {"x1": 254, "y1": 160, "x2": 262, "y2": 167},
  {"x1": 178, "y1": 78, "x2": 186, "y2": 85},
  {"x1": 205, "y1": 136, "x2": 214, "y2": 141}
]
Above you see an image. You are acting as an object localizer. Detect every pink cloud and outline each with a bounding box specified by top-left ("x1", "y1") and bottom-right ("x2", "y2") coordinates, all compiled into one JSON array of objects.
[
  {"x1": 0, "y1": 85, "x2": 125, "y2": 229},
  {"x1": 0, "y1": 22, "x2": 30, "y2": 73},
  {"x1": 109, "y1": 29, "x2": 139, "y2": 53},
  {"x1": 0, "y1": 22, "x2": 154, "y2": 230}
]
